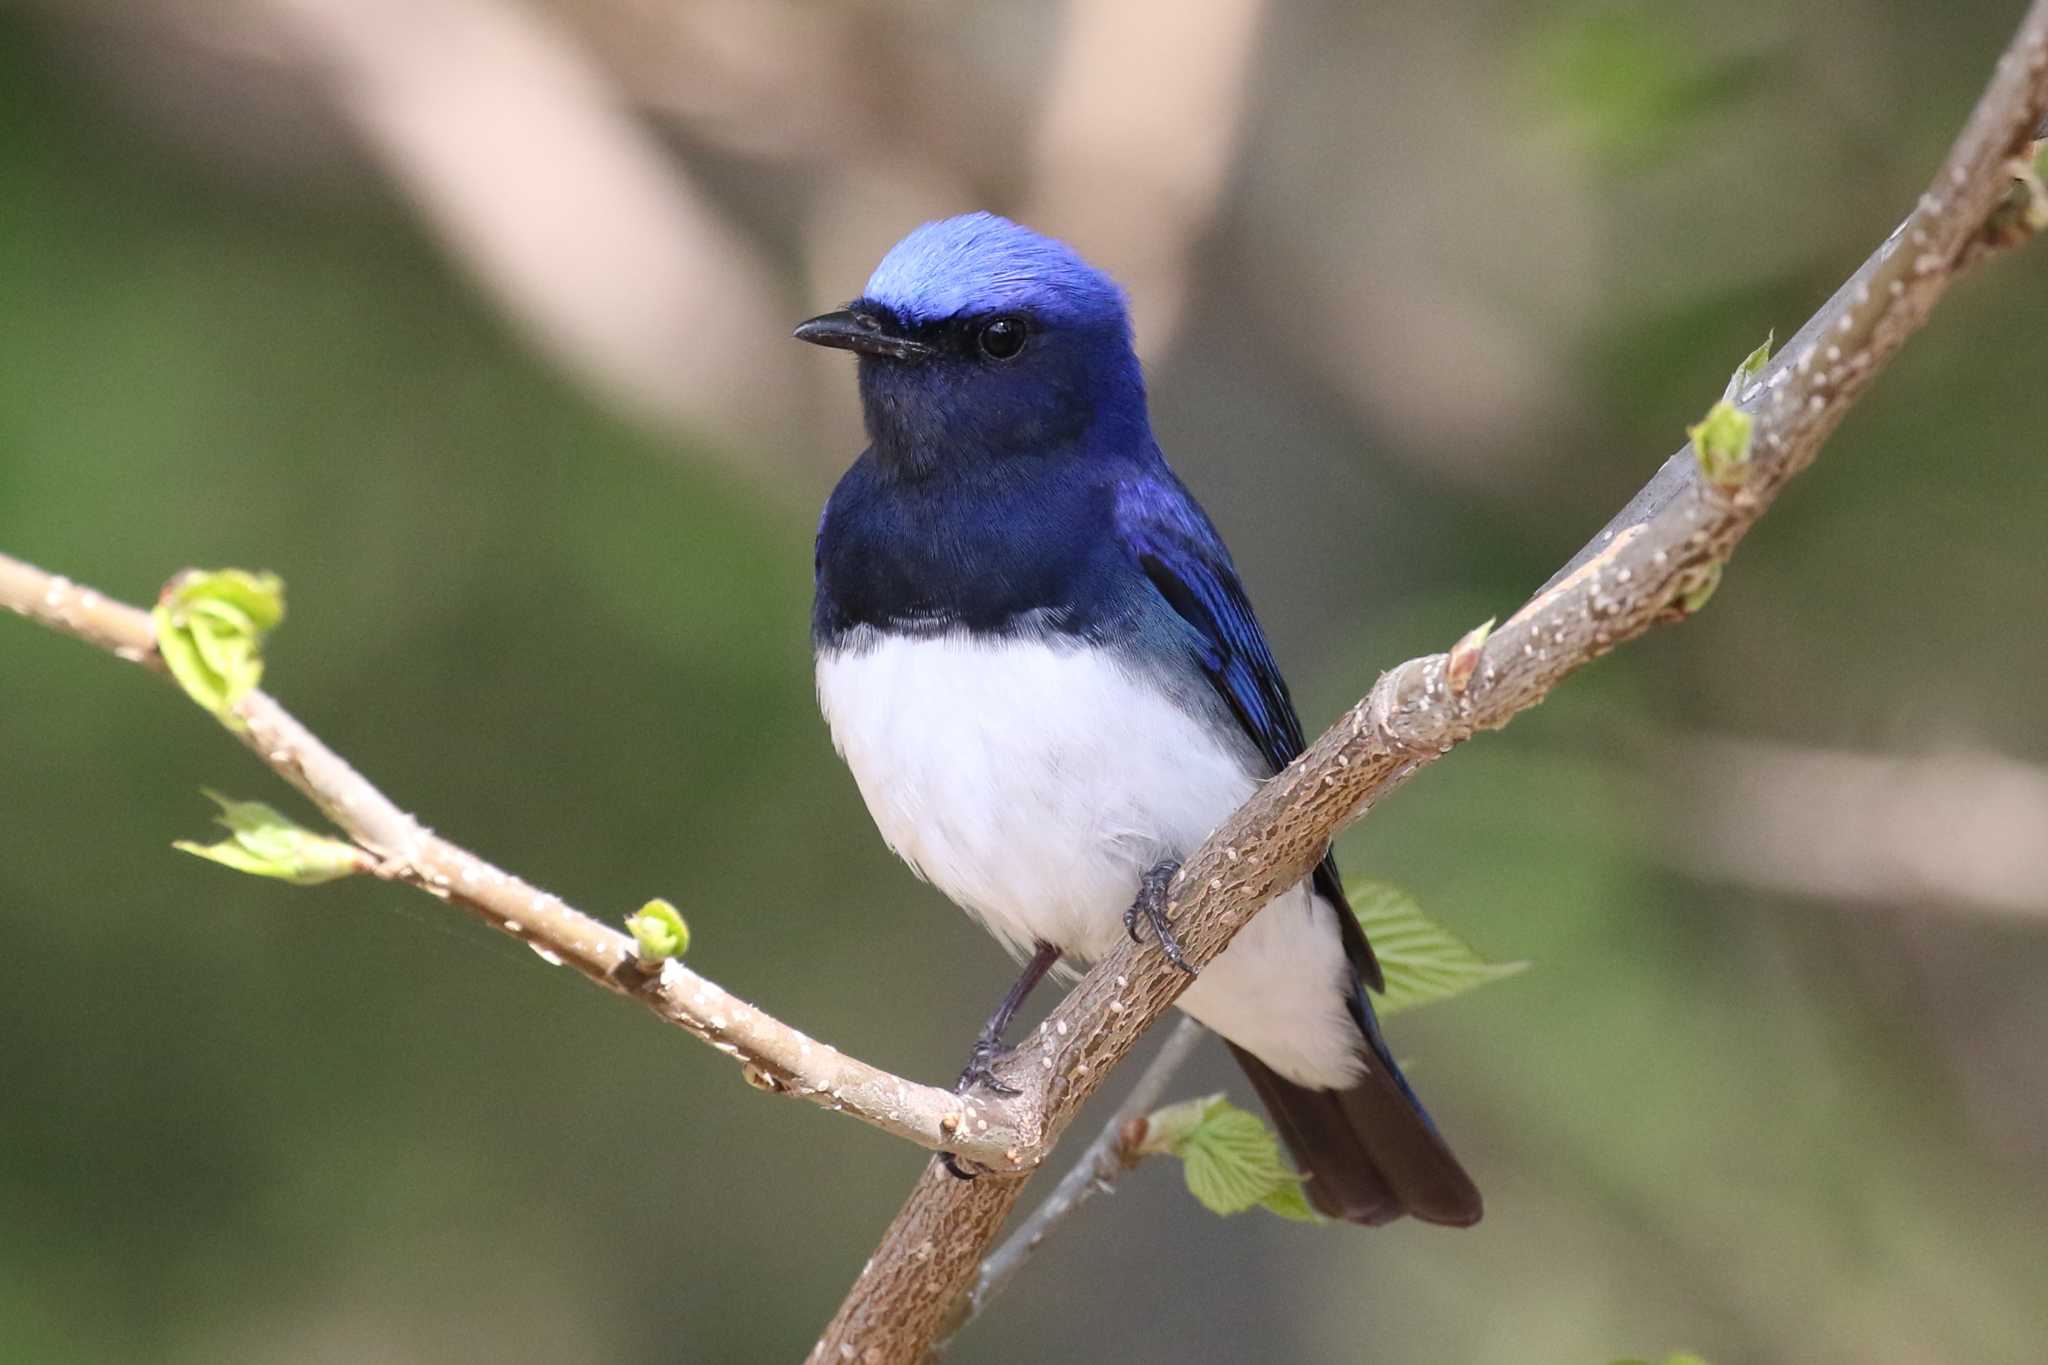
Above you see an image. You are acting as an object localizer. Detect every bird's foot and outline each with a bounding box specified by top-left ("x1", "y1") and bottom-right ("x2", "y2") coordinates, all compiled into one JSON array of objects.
[
  {"x1": 942, "y1": 1036, "x2": 1021, "y2": 1180},
  {"x1": 954, "y1": 1035, "x2": 1020, "y2": 1099},
  {"x1": 1123, "y1": 858, "x2": 1197, "y2": 976}
]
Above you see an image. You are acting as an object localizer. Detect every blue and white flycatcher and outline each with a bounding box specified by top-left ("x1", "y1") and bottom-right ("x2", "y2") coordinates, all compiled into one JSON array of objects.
[{"x1": 798, "y1": 212, "x2": 1480, "y2": 1226}]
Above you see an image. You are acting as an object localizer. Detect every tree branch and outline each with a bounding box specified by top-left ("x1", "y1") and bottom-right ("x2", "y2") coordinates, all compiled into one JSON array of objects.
[
  {"x1": 0, "y1": 551, "x2": 1029, "y2": 1168},
  {"x1": 809, "y1": 8, "x2": 2048, "y2": 1360},
  {"x1": 938, "y1": 1017, "x2": 1211, "y2": 1353}
]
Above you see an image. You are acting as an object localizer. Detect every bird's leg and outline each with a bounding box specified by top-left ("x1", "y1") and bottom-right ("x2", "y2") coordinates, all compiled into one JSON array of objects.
[
  {"x1": 943, "y1": 940, "x2": 1063, "y2": 1180},
  {"x1": 1123, "y1": 858, "x2": 1197, "y2": 976},
  {"x1": 954, "y1": 940, "x2": 1062, "y2": 1097}
]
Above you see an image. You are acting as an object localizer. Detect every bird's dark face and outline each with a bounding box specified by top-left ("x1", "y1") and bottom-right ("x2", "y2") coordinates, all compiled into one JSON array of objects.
[{"x1": 794, "y1": 214, "x2": 1148, "y2": 479}]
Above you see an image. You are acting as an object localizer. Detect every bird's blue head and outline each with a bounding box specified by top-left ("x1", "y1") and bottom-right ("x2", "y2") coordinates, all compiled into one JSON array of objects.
[{"x1": 794, "y1": 213, "x2": 1149, "y2": 477}]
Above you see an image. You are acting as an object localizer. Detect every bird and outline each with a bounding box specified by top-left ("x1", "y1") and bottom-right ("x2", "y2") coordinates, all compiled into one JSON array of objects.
[{"x1": 796, "y1": 212, "x2": 1481, "y2": 1227}]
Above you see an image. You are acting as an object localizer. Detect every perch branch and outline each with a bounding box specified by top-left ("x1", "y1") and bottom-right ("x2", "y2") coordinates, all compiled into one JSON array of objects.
[
  {"x1": 0, "y1": 551, "x2": 1027, "y2": 1167},
  {"x1": 810, "y1": 8, "x2": 2048, "y2": 1361},
  {"x1": 936, "y1": 1017, "x2": 1211, "y2": 1353}
]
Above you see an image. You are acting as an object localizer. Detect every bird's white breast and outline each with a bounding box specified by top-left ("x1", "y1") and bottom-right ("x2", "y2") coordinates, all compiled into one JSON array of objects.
[{"x1": 816, "y1": 629, "x2": 1362, "y2": 1087}]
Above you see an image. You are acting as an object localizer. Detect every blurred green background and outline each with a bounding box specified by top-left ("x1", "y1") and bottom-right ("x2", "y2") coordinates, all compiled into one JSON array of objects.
[{"x1": 3, "y1": 2, "x2": 2045, "y2": 1362}]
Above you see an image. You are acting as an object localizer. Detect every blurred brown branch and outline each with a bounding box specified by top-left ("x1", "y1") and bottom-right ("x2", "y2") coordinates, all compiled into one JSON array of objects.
[
  {"x1": 57, "y1": 0, "x2": 1275, "y2": 477},
  {"x1": 262, "y1": 0, "x2": 808, "y2": 469},
  {"x1": 1658, "y1": 736, "x2": 2048, "y2": 920},
  {"x1": 1022, "y1": 0, "x2": 1268, "y2": 357},
  {"x1": 810, "y1": 6, "x2": 2048, "y2": 1360},
  {"x1": 0, "y1": 551, "x2": 1033, "y2": 1168}
]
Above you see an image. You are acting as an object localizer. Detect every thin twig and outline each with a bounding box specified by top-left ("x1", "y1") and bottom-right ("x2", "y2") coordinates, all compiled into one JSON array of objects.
[{"x1": 0, "y1": 551, "x2": 1028, "y2": 1167}]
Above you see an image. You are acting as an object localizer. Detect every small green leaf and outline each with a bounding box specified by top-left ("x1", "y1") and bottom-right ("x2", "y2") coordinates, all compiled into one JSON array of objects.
[
  {"x1": 1688, "y1": 400, "x2": 1755, "y2": 488},
  {"x1": 1445, "y1": 616, "x2": 1495, "y2": 695},
  {"x1": 1348, "y1": 881, "x2": 1528, "y2": 1016},
  {"x1": 1722, "y1": 330, "x2": 1773, "y2": 401},
  {"x1": 1689, "y1": 332, "x2": 1771, "y2": 488},
  {"x1": 1142, "y1": 1095, "x2": 1308, "y2": 1219},
  {"x1": 626, "y1": 897, "x2": 690, "y2": 964},
  {"x1": 1178, "y1": 1099, "x2": 1305, "y2": 1217},
  {"x1": 1677, "y1": 561, "x2": 1724, "y2": 615},
  {"x1": 1986, "y1": 153, "x2": 2048, "y2": 240},
  {"x1": 152, "y1": 569, "x2": 284, "y2": 728},
  {"x1": 1130, "y1": 1093, "x2": 1216, "y2": 1157},
  {"x1": 1257, "y1": 1179, "x2": 1325, "y2": 1223},
  {"x1": 174, "y1": 790, "x2": 362, "y2": 885}
]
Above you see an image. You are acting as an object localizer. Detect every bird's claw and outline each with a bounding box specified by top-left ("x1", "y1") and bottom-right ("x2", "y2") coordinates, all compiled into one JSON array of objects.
[
  {"x1": 954, "y1": 1036, "x2": 1021, "y2": 1098},
  {"x1": 943, "y1": 1037, "x2": 1019, "y2": 1180},
  {"x1": 1128, "y1": 859, "x2": 1197, "y2": 976}
]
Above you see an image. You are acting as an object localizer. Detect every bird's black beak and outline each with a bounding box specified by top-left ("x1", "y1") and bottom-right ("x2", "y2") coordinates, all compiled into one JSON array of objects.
[{"x1": 792, "y1": 307, "x2": 935, "y2": 362}]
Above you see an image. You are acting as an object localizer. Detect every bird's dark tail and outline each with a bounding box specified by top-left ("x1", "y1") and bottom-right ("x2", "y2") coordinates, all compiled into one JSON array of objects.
[{"x1": 1227, "y1": 1033, "x2": 1483, "y2": 1227}]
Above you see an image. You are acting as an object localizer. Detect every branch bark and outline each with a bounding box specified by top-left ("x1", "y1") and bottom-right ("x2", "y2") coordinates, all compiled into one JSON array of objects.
[
  {"x1": 809, "y1": 8, "x2": 2048, "y2": 1360},
  {"x1": 936, "y1": 1017, "x2": 1211, "y2": 1354},
  {"x1": 0, "y1": 552, "x2": 1029, "y2": 1168}
]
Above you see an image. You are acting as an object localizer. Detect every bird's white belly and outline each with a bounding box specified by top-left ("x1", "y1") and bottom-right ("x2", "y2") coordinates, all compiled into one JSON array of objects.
[{"x1": 816, "y1": 630, "x2": 1362, "y2": 1087}]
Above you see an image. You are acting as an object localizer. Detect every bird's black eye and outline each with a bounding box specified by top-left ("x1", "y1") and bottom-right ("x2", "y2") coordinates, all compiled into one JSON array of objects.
[{"x1": 977, "y1": 317, "x2": 1027, "y2": 361}]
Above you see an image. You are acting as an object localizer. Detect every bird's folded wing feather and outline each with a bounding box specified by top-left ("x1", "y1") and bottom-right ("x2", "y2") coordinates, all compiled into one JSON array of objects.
[{"x1": 1113, "y1": 474, "x2": 1383, "y2": 993}]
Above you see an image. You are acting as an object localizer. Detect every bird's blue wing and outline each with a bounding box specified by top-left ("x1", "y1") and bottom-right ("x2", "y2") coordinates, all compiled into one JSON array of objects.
[
  {"x1": 1114, "y1": 474, "x2": 1383, "y2": 992},
  {"x1": 1114, "y1": 475, "x2": 1306, "y2": 775}
]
